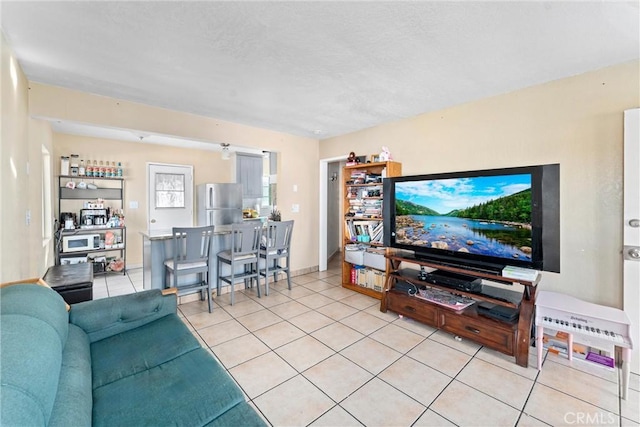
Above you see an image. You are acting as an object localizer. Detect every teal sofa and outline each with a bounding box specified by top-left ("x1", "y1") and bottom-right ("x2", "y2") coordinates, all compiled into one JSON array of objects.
[{"x1": 0, "y1": 284, "x2": 266, "y2": 426}]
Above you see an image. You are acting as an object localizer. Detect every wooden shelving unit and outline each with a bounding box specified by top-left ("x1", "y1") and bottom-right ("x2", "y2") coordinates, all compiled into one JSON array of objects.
[{"x1": 341, "y1": 161, "x2": 402, "y2": 299}]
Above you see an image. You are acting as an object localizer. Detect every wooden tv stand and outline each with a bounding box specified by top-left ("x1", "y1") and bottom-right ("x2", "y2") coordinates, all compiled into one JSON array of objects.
[{"x1": 380, "y1": 252, "x2": 539, "y2": 367}]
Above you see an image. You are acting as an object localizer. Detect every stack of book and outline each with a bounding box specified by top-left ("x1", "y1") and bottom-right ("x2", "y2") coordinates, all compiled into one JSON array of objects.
[
  {"x1": 349, "y1": 171, "x2": 366, "y2": 184},
  {"x1": 351, "y1": 266, "x2": 386, "y2": 292},
  {"x1": 345, "y1": 220, "x2": 384, "y2": 243}
]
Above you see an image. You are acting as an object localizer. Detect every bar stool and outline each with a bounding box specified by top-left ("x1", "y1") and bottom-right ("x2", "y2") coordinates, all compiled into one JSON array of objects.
[
  {"x1": 164, "y1": 226, "x2": 215, "y2": 312},
  {"x1": 217, "y1": 222, "x2": 262, "y2": 305},
  {"x1": 258, "y1": 220, "x2": 294, "y2": 296}
]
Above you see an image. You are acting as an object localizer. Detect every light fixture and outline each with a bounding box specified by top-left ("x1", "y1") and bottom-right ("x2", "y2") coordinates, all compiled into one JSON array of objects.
[
  {"x1": 221, "y1": 143, "x2": 230, "y2": 160},
  {"x1": 132, "y1": 131, "x2": 152, "y2": 141}
]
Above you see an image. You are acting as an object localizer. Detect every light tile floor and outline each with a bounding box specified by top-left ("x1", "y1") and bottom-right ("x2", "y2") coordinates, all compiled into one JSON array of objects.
[{"x1": 96, "y1": 260, "x2": 639, "y2": 426}]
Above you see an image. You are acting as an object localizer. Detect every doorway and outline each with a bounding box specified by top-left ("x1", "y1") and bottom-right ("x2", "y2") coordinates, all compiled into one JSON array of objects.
[
  {"x1": 147, "y1": 163, "x2": 194, "y2": 232},
  {"x1": 319, "y1": 155, "x2": 347, "y2": 271}
]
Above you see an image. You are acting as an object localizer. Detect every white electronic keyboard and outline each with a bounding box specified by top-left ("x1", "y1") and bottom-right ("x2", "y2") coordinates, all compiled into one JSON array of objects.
[{"x1": 535, "y1": 291, "x2": 634, "y2": 399}]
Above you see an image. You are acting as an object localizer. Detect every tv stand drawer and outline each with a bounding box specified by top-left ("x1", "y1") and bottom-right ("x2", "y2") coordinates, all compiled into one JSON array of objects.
[
  {"x1": 440, "y1": 311, "x2": 515, "y2": 354},
  {"x1": 387, "y1": 292, "x2": 438, "y2": 325}
]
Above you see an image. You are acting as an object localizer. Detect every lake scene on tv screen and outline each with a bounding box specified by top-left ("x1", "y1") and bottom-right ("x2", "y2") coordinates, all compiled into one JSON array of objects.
[{"x1": 395, "y1": 174, "x2": 533, "y2": 262}]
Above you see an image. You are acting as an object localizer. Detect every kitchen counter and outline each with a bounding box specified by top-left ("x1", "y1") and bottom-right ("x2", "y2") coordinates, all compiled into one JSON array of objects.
[{"x1": 140, "y1": 227, "x2": 232, "y2": 241}]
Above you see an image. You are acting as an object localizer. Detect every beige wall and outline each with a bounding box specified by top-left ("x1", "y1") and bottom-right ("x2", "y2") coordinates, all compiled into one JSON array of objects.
[
  {"x1": 30, "y1": 84, "x2": 320, "y2": 274},
  {"x1": 1, "y1": 34, "x2": 54, "y2": 282},
  {"x1": 320, "y1": 60, "x2": 640, "y2": 308}
]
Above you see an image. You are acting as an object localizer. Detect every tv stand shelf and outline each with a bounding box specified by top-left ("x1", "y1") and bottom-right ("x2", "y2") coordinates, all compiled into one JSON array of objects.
[{"x1": 381, "y1": 252, "x2": 539, "y2": 367}]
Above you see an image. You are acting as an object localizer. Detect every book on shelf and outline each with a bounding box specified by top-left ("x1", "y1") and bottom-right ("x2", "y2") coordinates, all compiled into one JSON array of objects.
[
  {"x1": 541, "y1": 331, "x2": 615, "y2": 370},
  {"x1": 345, "y1": 219, "x2": 384, "y2": 243},
  {"x1": 351, "y1": 266, "x2": 385, "y2": 292}
]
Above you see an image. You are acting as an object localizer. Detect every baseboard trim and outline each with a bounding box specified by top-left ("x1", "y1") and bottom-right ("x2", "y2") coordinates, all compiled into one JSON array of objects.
[{"x1": 177, "y1": 266, "x2": 320, "y2": 304}]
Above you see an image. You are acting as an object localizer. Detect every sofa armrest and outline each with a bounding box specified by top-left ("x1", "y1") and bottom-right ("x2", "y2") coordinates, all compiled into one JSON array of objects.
[
  {"x1": 1, "y1": 277, "x2": 70, "y2": 311},
  {"x1": 69, "y1": 289, "x2": 178, "y2": 342}
]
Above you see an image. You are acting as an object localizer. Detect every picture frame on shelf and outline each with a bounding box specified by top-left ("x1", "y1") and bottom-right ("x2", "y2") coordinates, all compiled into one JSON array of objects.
[{"x1": 370, "y1": 154, "x2": 380, "y2": 163}]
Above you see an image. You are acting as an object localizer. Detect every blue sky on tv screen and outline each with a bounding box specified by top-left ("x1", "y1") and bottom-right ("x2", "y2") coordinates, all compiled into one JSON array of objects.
[{"x1": 396, "y1": 174, "x2": 531, "y2": 215}]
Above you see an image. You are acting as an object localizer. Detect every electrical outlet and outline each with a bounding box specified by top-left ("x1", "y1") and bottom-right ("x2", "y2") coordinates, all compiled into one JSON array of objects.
[
  {"x1": 292, "y1": 204, "x2": 300, "y2": 213},
  {"x1": 25, "y1": 209, "x2": 31, "y2": 225}
]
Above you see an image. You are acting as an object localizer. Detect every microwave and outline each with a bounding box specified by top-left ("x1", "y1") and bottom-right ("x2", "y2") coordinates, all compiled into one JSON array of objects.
[{"x1": 62, "y1": 234, "x2": 101, "y2": 253}]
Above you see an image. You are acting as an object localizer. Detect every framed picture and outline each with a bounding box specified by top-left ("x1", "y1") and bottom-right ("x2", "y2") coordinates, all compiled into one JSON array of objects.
[{"x1": 370, "y1": 154, "x2": 380, "y2": 163}]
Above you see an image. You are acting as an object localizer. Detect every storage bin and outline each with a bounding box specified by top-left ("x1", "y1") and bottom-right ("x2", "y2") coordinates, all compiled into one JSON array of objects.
[
  {"x1": 345, "y1": 249, "x2": 364, "y2": 265},
  {"x1": 364, "y1": 249, "x2": 386, "y2": 270}
]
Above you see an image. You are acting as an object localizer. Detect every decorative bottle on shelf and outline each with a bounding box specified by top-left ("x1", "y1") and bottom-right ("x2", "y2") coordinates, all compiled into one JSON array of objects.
[
  {"x1": 86, "y1": 160, "x2": 93, "y2": 177},
  {"x1": 79, "y1": 159, "x2": 85, "y2": 176},
  {"x1": 99, "y1": 161, "x2": 105, "y2": 177},
  {"x1": 117, "y1": 162, "x2": 123, "y2": 177}
]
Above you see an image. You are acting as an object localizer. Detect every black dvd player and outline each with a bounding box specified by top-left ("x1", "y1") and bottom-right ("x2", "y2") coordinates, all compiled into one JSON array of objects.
[
  {"x1": 476, "y1": 302, "x2": 520, "y2": 322},
  {"x1": 422, "y1": 269, "x2": 483, "y2": 293}
]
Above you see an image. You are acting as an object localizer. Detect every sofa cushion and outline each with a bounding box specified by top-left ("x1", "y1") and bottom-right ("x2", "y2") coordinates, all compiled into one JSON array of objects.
[
  {"x1": 0, "y1": 284, "x2": 69, "y2": 426},
  {"x1": 93, "y1": 347, "x2": 245, "y2": 426},
  {"x1": 49, "y1": 324, "x2": 93, "y2": 427},
  {"x1": 69, "y1": 289, "x2": 177, "y2": 342},
  {"x1": 91, "y1": 313, "x2": 200, "y2": 388}
]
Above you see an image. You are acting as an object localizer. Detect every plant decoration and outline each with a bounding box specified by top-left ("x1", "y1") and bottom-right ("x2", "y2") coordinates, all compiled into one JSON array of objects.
[{"x1": 269, "y1": 207, "x2": 281, "y2": 221}]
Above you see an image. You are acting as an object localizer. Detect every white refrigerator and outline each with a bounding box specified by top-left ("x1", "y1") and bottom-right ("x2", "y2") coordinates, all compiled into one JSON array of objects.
[{"x1": 196, "y1": 183, "x2": 243, "y2": 230}]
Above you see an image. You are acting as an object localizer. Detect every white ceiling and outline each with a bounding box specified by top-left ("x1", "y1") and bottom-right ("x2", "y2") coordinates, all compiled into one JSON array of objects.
[{"x1": 2, "y1": 1, "x2": 639, "y2": 142}]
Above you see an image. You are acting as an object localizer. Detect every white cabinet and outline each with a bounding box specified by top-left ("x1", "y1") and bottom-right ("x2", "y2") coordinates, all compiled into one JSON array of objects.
[{"x1": 236, "y1": 154, "x2": 263, "y2": 198}]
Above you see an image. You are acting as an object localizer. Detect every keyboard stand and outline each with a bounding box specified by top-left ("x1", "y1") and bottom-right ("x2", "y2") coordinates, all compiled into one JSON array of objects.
[
  {"x1": 535, "y1": 290, "x2": 633, "y2": 400},
  {"x1": 536, "y1": 325, "x2": 631, "y2": 400}
]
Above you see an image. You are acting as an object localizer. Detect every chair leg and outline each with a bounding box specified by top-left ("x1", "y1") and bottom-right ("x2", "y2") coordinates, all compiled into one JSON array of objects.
[
  {"x1": 255, "y1": 262, "x2": 261, "y2": 298},
  {"x1": 264, "y1": 259, "x2": 270, "y2": 296},
  {"x1": 230, "y1": 269, "x2": 235, "y2": 306},
  {"x1": 205, "y1": 272, "x2": 212, "y2": 313},
  {"x1": 216, "y1": 259, "x2": 222, "y2": 297},
  {"x1": 273, "y1": 259, "x2": 278, "y2": 282}
]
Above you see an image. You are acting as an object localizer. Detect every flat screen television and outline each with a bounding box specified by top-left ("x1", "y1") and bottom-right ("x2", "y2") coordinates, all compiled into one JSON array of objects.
[{"x1": 383, "y1": 164, "x2": 560, "y2": 273}]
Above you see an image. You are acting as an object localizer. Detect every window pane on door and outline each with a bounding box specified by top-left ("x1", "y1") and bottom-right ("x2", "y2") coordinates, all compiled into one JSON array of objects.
[{"x1": 155, "y1": 173, "x2": 185, "y2": 208}]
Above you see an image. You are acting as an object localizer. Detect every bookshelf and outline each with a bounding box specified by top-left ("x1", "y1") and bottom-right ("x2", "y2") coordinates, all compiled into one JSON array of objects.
[{"x1": 342, "y1": 161, "x2": 402, "y2": 299}]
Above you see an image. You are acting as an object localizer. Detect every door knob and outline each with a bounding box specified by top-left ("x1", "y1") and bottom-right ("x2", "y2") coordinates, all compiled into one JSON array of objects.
[
  {"x1": 629, "y1": 219, "x2": 640, "y2": 228},
  {"x1": 628, "y1": 247, "x2": 640, "y2": 259},
  {"x1": 150, "y1": 219, "x2": 156, "y2": 223}
]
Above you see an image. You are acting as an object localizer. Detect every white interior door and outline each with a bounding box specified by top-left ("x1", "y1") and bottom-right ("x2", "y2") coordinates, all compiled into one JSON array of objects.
[
  {"x1": 147, "y1": 163, "x2": 194, "y2": 232},
  {"x1": 623, "y1": 108, "x2": 640, "y2": 375}
]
